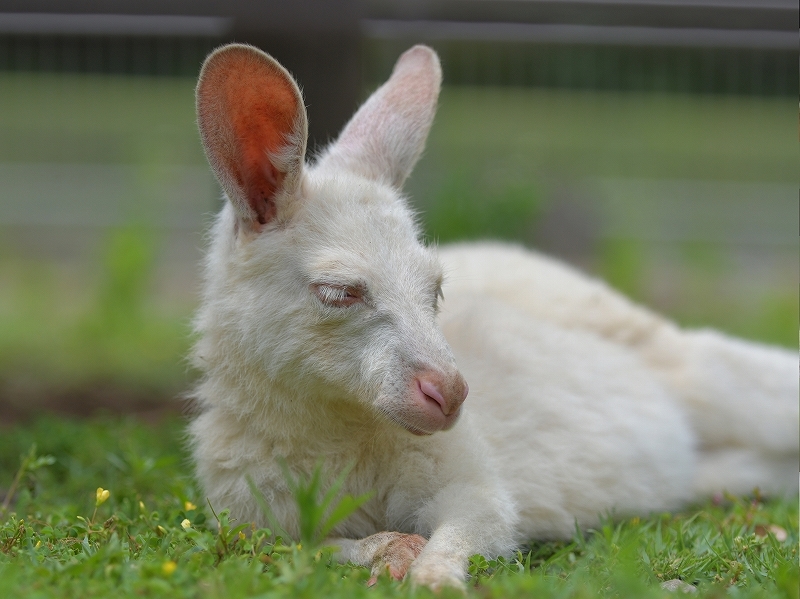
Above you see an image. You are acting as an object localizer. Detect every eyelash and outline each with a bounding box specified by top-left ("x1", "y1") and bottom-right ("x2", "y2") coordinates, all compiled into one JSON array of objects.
[
  {"x1": 310, "y1": 283, "x2": 364, "y2": 308},
  {"x1": 310, "y1": 283, "x2": 443, "y2": 310}
]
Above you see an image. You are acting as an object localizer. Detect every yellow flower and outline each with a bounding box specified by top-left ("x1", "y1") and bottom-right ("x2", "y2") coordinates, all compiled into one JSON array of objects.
[
  {"x1": 184, "y1": 501, "x2": 197, "y2": 511},
  {"x1": 139, "y1": 501, "x2": 145, "y2": 511},
  {"x1": 35, "y1": 541, "x2": 42, "y2": 549},
  {"x1": 238, "y1": 531, "x2": 246, "y2": 541},
  {"x1": 180, "y1": 519, "x2": 191, "y2": 530},
  {"x1": 162, "y1": 560, "x2": 177, "y2": 576},
  {"x1": 95, "y1": 487, "x2": 110, "y2": 507}
]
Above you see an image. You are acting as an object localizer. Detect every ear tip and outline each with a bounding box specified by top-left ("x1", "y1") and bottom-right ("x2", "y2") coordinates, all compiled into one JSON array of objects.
[
  {"x1": 395, "y1": 45, "x2": 442, "y2": 85},
  {"x1": 198, "y1": 44, "x2": 302, "y2": 102},
  {"x1": 196, "y1": 42, "x2": 306, "y2": 125},
  {"x1": 404, "y1": 44, "x2": 438, "y2": 59},
  {"x1": 199, "y1": 43, "x2": 277, "y2": 80}
]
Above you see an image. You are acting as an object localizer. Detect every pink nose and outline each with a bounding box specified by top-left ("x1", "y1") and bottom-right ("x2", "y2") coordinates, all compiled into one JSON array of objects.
[{"x1": 417, "y1": 373, "x2": 468, "y2": 416}]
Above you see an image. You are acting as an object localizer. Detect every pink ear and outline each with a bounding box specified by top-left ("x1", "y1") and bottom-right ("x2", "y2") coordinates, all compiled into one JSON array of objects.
[
  {"x1": 196, "y1": 44, "x2": 307, "y2": 227},
  {"x1": 319, "y1": 45, "x2": 441, "y2": 188}
]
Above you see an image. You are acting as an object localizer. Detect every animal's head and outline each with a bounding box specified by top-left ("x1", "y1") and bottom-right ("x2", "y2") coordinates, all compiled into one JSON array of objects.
[{"x1": 195, "y1": 44, "x2": 467, "y2": 436}]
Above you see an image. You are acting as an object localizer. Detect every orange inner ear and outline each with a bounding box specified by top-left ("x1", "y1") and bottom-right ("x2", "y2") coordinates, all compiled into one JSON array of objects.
[{"x1": 200, "y1": 48, "x2": 300, "y2": 224}]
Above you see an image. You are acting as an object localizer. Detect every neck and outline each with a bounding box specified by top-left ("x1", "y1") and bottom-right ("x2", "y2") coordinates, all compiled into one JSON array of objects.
[{"x1": 196, "y1": 366, "x2": 392, "y2": 448}]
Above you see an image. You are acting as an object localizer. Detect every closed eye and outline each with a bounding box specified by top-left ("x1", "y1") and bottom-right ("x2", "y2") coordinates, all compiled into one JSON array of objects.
[{"x1": 310, "y1": 282, "x2": 365, "y2": 308}]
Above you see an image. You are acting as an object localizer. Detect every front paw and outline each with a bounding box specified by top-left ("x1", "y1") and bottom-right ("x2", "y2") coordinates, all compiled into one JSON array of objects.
[
  {"x1": 409, "y1": 557, "x2": 467, "y2": 592},
  {"x1": 365, "y1": 532, "x2": 427, "y2": 586}
]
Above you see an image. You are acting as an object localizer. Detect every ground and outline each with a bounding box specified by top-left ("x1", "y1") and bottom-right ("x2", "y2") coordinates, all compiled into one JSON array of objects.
[{"x1": 0, "y1": 413, "x2": 797, "y2": 598}]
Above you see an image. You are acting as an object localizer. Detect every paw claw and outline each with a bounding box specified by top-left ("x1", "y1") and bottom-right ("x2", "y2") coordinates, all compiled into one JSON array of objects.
[{"x1": 364, "y1": 531, "x2": 427, "y2": 586}]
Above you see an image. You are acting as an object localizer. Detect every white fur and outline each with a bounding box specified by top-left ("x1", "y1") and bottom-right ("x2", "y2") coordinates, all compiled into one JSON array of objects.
[{"x1": 190, "y1": 44, "x2": 799, "y2": 588}]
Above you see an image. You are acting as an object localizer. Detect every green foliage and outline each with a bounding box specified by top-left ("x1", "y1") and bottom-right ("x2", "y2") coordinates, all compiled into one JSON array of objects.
[
  {"x1": 0, "y1": 445, "x2": 55, "y2": 517},
  {"x1": 598, "y1": 238, "x2": 646, "y2": 299},
  {"x1": 0, "y1": 226, "x2": 192, "y2": 397},
  {"x1": 248, "y1": 462, "x2": 373, "y2": 547},
  {"x1": 754, "y1": 293, "x2": 798, "y2": 348},
  {"x1": 0, "y1": 415, "x2": 797, "y2": 598},
  {"x1": 423, "y1": 174, "x2": 542, "y2": 244},
  {"x1": 90, "y1": 227, "x2": 155, "y2": 335}
]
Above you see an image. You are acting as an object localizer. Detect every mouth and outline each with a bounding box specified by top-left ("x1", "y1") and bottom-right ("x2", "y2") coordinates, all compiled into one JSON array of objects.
[
  {"x1": 389, "y1": 406, "x2": 462, "y2": 437},
  {"x1": 405, "y1": 425, "x2": 433, "y2": 436}
]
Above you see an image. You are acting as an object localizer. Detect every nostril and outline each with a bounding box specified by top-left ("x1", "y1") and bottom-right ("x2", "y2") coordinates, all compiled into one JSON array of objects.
[{"x1": 418, "y1": 379, "x2": 446, "y2": 413}]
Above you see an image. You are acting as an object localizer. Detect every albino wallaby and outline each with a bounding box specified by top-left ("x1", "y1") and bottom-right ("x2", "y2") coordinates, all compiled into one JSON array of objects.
[{"x1": 190, "y1": 43, "x2": 798, "y2": 588}]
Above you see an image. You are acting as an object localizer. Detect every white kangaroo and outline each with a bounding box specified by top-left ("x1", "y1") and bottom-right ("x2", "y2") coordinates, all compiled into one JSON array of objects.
[{"x1": 189, "y1": 43, "x2": 798, "y2": 589}]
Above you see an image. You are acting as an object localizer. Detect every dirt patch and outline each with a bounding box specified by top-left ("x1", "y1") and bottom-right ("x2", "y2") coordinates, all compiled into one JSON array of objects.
[{"x1": 0, "y1": 381, "x2": 191, "y2": 426}]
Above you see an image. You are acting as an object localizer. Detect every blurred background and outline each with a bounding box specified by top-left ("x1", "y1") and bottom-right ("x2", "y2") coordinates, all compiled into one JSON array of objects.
[{"x1": 0, "y1": 0, "x2": 796, "y2": 420}]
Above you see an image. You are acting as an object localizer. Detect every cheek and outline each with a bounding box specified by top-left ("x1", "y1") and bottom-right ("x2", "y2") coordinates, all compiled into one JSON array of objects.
[
  {"x1": 300, "y1": 320, "x2": 396, "y2": 391},
  {"x1": 348, "y1": 325, "x2": 409, "y2": 399}
]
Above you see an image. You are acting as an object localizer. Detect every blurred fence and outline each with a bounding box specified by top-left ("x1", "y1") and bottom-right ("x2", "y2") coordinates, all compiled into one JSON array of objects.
[
  {"x1": 0, "y1": 2, "x2": 796, "y2": 89},
  {"x1": 0, "y1": 33, "x2": 218, "y2": 77},
  {"x1": 367, "y1": 38, "x2": 796, "y2": 95},
  {"x1": 362, "y1": 2, "x2": 797, "y2": 96}
]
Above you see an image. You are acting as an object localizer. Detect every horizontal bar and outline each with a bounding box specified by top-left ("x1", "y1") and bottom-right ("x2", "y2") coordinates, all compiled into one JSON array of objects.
[
  {"x1": 0, "y1": 13, "x2": 232, "y2": 37},
  {"x1": 362, "y1": 19, "x2": 798, "y2": 50}
]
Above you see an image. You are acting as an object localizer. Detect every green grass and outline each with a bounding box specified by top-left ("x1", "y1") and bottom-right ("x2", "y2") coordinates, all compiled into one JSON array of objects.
[
  {"x1": 0, "y1": 74, "x2": 796, "y2": 597},
  {"x1": 0, "y1": 415, "x2": 797, "y2": 599}
]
